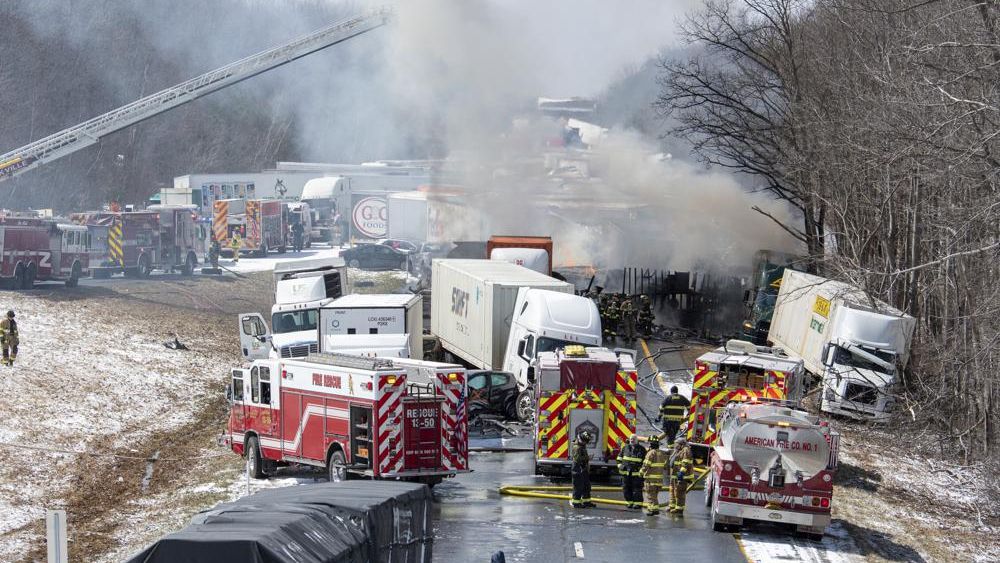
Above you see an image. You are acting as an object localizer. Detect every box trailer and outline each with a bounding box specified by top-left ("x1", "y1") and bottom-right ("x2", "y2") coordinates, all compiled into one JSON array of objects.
[
  {"x1": 319, "y1": 293, "x2": 423, "y2": 360},
  {"x1": 430, "y1": 259, "x2": 573, "y2": 371}
]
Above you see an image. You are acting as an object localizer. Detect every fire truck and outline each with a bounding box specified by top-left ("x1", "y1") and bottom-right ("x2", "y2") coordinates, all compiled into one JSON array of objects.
[
  {"x1": 686, "y1": 340, "x2": 806, "y2": 464},
  {"x1": 706, "y1": 401, "x2": 839, "y2": 538},
  {"x1": 91, "y1": 206, "x2": 200, "y2": 278},
  {"x1": 0, "y1": 217, "x2": 90, "y2": 288},
  {"x1": 225, "y1": 353, "x2": 469, "y2": 485},
  {"x1": 531, "y1": 346, "x2": 637, "y2": 476},
  {"x1": 213, "y1": 199, "x2": 287, "y2": 257}
]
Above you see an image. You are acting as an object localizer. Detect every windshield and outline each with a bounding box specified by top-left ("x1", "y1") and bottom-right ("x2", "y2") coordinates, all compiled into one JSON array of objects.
[
  {"x1": 537, "y1": 337, "x2": 584, "y2": 355},
  {"x1": 271, "y1": 309, "x2": 318, "y2": 334},
  {"x1": 833, "y1": 346, "x2": 895, "y2": 372}
]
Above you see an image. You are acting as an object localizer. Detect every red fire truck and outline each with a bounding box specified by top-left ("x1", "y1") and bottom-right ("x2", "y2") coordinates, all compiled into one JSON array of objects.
[
  {"x1": 531, "y1": 346, "x2": 637, "y2": 476},
  {"x1": 225, "y1": 353, "x2": 469, "y2": 485},
  {"x1": 706, "y1": 401, "x2": 839, "y2": 538},
  {"x1": 0, "y1": 217, "x2": 90, "y2": 288},
  {"x1": 213, "y1": 198, "x2": 287, "y2": 257},
  {"x1": 91, "y1": 206, "x2": 200, "y2": 278},
  {"x1": 686, "y1": 340, "x2": 806, "y2": 464}
]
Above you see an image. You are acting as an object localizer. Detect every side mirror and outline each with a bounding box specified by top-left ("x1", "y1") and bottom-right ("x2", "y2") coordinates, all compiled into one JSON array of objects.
[
  {"x1": 516, "y1": 339, "x2": 527, "y2": 360},
  {"x1": 526, "y1": 366, "x2": 536, "y2": 384},
  {"x1": 225, "y1": 383, "x2": 233, "y2": 402}
]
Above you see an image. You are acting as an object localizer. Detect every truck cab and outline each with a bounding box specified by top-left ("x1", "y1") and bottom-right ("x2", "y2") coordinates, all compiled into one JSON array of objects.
[{"x1": 502, "y1": 287, "x2": 602, "y2": 391}]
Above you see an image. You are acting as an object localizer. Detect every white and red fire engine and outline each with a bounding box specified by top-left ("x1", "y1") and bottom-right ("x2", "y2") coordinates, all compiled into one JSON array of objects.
[
  {"x1": 705, "y1": 401, "x2": 840, "y2": 538},
  {"x1": 214, "y1": 198, "x2": 287, "y2": 256},
  {"x1": 531, "y1": 346, "x2": 637, "y2": 476},
  {"x1": 0, "y1": 217, "x2": 90, "y2": 288},
  {"x1": 225, "y1": 353, "x2": 469, "y2": 485}
]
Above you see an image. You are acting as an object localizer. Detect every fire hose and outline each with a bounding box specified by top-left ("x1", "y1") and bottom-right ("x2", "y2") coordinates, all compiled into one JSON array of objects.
[{"x1": 499, "y1": 467, "x2": 708, "y2": 507}]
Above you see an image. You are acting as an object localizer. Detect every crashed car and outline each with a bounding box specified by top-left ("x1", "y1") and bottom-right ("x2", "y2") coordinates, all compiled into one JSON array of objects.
[{"x1": 467, "y1": 370, "x2": 520, "y2": 420}]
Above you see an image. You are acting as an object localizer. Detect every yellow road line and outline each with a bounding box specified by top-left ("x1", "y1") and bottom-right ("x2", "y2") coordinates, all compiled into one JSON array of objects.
[
  {"x1": 639, "y1": 338, "x2": 657, "y2": 372},
  {"x1": 734, "y1": 534, "x2": 753, "y2": 562}
]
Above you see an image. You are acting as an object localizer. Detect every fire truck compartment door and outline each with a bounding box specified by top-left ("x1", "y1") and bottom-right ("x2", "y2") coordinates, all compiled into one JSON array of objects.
[
  {"x1": 239, "y1": 313, "x2": 271, "y2": 360},
  {"x1": 402, "y1": 399, "x2": 443, "y2": 471},
  {"x1": 569, "y1": 409, "x2": 605, "y2": 462}
]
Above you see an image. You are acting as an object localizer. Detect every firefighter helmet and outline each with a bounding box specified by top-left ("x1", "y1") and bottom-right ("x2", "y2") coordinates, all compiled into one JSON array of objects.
[{"x1": 6, "y1": 310, "x2": 13, "y2": 318}]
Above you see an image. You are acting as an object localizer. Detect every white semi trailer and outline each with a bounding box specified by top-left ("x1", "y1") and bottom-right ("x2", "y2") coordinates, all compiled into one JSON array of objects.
[{"x1": 767, "y1": 270, "x2": 916, "y2": 421}]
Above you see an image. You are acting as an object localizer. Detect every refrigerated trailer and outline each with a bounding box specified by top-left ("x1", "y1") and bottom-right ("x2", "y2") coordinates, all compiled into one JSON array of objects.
[{"x1": 318, "y1": 293, "x2": 423, "y2": 360}]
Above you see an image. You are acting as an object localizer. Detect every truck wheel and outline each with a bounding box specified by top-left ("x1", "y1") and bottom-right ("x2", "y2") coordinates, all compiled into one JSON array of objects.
[
  {"x1": 704, "y1": 474, "x2": 714, "y2": 508},
  {"x1": 710, "y1": 487, "x2": 726, "y2": 532},
  {"x1": 182, "y1": 253, "x2": 196, "y2": 276},
  {"x1": 23, "y1": 263, "x2": 36, "y2": 289},
  {"x1": 246, "y1": 436, "x2": 266, "y2": 479},
  {"x1": 66, "y1": 262, "x2": 82, "y2": 287},
  {"x1": 327, "y1": 449, "x2": 348, "y2": 482},
  {"x1": 136, "y1": 255, "x2": 151, "y2": 278},
  {"x1": 515, "y1": 390, "x2": 534, "y2": 423}
]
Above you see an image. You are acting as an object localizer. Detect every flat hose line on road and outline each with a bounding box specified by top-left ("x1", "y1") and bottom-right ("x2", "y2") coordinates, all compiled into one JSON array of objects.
[{"x1": 499, "y1": 469, "x2": 708, "y2": 508}]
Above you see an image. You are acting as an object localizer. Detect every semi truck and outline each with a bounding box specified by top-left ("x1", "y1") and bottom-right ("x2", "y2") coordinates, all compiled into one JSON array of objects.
[
  {"x1": 318, "y1": 293, "x2": 423, "y2": 360},
  {"x1": 686, "y1": 340, "x2": 807, "y2": 464},
  {"x1": 767, "y1": 270, "x2": 916, "y2": 421},
  {"x1": 386, "y1": 189, "x2": 480, "y2": 244},
  {"x1": 706, "y1": 401, "x2": 839, "y2": 538},
  {"x1": 224, "y1": 352, "x2": 469, "y2": 486},
  {"x1": 531, "y1": 346, "x2": 637, "y2": 476},
  {"x1": 213, "y1": 198, "x2": 287, "y2": 256},
  {"x1": 239, "y1": 258, "x2": 347, "y2": 360},
  {"x1": 91, "y1": 207, "x2": 201, "y2": 278},
  {"x1": 0, "y1": 217, "x2": 90, "y2": 288},
  {"x1": 487, "y1": 235, "x2": 554, "y2": 276},
  {"x1": 741, "y1": 250, "x2": 802, "y2": 344}
]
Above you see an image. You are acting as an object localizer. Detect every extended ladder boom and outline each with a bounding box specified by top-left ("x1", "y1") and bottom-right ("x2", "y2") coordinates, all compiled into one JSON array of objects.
[{"x1": 0, "y1": 7, "x2": 391, "y2": 182}]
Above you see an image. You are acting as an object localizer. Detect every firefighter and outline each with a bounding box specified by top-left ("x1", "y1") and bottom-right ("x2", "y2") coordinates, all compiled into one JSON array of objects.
[
  {"x1": 605, "y1": 295, "x2": 620, "y2": 339},
  {"x1": 668, "y1": 436, "x2": 694, "y2": 515},
  {"x1": 617, "y1": 433, "x2": 647, "y2": 509},
  {"x1": 637, "y1": 294, "x2": 654, "y2": 336},
  {"x1": 1, "y1": 310, "x2": 18, "y2": 367},
  {"x1": 230, "y1": 231, "x2": 242, "y2": 264},
  {"x1": 638, "y1": 435, "x2": 668, "y2": 516},
  {"x1": 656, "y1": 385, "x2": 691, "y2": 446},
  {"x1": 208, "y1": 239, "x2": 221, "y2": 269},
  {"x1": 291, "y1": 220, "x2": 305, "y2": 253},
  {"x1": 570, "y1": 432, "x2": 595, "y2": 508},
  {"x1": 619, "y1": 297, "x2": 637, "y2": 341}
]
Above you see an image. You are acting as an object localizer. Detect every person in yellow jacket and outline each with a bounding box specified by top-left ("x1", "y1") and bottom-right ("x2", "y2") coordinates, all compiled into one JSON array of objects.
[
  {"x1": 230, "y1": 232, "x2": 242, "y2": 264},
  {"x1": 1, "y1": 310, "x2": 19, "y2": 366},
  {"x1": 638, "y1": 435, "x2": 669, "y2": 515},
  {"x1": 669, "y1": 436, "x2": 694, "y2": 514}
]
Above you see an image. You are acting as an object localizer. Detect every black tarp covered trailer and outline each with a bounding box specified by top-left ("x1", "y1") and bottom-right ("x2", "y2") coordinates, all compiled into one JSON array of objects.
[{"x1": 126, "y1": 481, "x2": 433, "y2": 563}]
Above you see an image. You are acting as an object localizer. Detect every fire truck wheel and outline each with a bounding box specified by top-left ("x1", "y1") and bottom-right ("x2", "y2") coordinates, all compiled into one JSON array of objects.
[
  {"x1": 709, "y1": 486, "x2": 726, "y2": 532},
  {"x1": 136, "y1": 255, "x2": 151, "y2": 278},
  {"x1": 704, "y1": 474, "x2": 714, "y2": 508},
  {"x1": 327, "y1": 449, "x2": 348, "y2": 482},
  {"x1": 515, "y1": 390, "x2": 534, "y2": 423},
  {"x1": 66, "y1": 262, "x2": 82, "y2": 287},
  {"x1": 246, "y1": 435, "x2": 266, "y2": 479}
]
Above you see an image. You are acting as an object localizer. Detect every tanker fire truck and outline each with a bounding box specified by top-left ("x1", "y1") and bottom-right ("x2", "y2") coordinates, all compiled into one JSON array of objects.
[
  {"x1": 213, "y1": 198, "x2": 287, "y2": 257},
  {"x1": 0, "y1": 217, "x2": 90, "y2": 288},
  {"x1": 686, "y1": 340, "x2": 806, "y2": 464},
  {"x1": 91, "y1": 207, "x2": 200, "y2": 278},
  {"x1": 531, "y1": 346, "x2": 637, "y2": 476},
  {"x1": 225, "y1": 353, "x2": 469, "y2": 486},
  {"x1": 705, "y1": 401, "x2": 840, "y2": 538}
]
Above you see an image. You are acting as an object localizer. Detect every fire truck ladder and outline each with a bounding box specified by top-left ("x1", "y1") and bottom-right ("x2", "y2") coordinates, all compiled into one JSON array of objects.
[{"x1": 0, "y1": 7, "x2": 392, "y2": 182}]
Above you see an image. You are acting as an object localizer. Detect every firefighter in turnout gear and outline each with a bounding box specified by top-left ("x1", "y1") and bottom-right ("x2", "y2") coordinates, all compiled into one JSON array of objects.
[
  {"x1": 617, "y1": 434, "x2": 647, "y2": 509},
  {"x1": 639, "y1": 435, "x2": 669, "y2": 515},
  {"x1": 208, "y1": 239, "x2": 221, "y2": 269},
  {"x1": 669, "y1": 437, "x2": 694, "y2": 514},
  {"x1": 571, "y1": 432, "x2": 595, "y2": 508},
  {"x1": 619, "y1": 297, "x2": 637, "y2": 341},
  {"x1": 1, "y1": 310, "x2": 18, "y2": 366},
  {"x1": 656, "y1": 386, "x2": 691, "y2": 445},
  {"x1": 230, "y1": 232, "x2": 242, "y2": 264},
  {"x1": 637, "y1": 294, "x2": 654, "y2": 336}
]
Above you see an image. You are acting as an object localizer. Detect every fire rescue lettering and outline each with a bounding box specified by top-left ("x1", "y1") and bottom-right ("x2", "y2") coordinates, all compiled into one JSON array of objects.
[
  {"x1": 407, "y1": 407, "x2": 437, "y2": 429},
  {"x1": 744, "y1": 435, "x2": 818, "y2": 452},
  {"x1": 312, "y1": 373, "x2": 342, "y2": 389}
]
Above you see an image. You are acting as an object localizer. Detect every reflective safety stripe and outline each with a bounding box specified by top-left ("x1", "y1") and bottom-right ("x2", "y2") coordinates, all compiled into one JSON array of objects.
[
  {"x1": 643, "y1": 473, "x2": 663, "y2": 480},
  {"x1": 663, "y1": 414, "x2": 686, "y2": 421},
  {"x1": 619, "y1": 456, "x2": 644, "y2": 463},
  {"x1": 646, "y1": 462, "x2": 666, "y2": 468}
]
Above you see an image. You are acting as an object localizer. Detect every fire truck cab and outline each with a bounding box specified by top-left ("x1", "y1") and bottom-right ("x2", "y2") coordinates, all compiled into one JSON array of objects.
[
  {"x1": 706, "y1": 401, "x2": 839, "y2": 538},
  {"x1": 92, "y1": 207, "x2": 200, "y2": 278},
  {"x1": 686, "y1": 340, "x2": 806, "y2": 464},
  {"x1": 225, "y1": 353, "x2": 469, "y2": 486},
  {"x1": 0, "y1": 217, "x2": 90, "y2": 288},
  {"x1": 531, "y1": 346, "x2": 637, "y2": 476}
]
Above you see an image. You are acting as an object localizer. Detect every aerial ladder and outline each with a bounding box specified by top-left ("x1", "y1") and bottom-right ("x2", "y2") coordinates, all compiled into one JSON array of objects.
[{"x1": 0, "y1": 7, "x2": 391, "y2": 182}]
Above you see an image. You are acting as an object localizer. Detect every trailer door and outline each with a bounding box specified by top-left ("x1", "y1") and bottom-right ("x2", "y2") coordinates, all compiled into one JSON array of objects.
[{"x1": 402, "y1": 398, "x2": 443, "y2": 471}]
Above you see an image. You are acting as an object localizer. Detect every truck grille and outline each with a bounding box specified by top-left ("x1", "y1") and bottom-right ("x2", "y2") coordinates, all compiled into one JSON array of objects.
[
  {"x1": 844, "y1": 383, "x2": 878, "y2": 405},
  {"x1": 280, "y1": 343, "x2": 318, "y2": 358}
]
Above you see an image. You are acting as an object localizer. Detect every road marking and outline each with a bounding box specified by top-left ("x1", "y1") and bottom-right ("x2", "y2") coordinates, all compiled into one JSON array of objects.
[
  {"x1": 735, "y1": 534, "x2": 752, "y2": 562},
  {"x1": 573, "y1": 541, "x2": 584, "y2": 558},
  {"x1": 639, "y1": 338, "x2": 658, "y2": 372}
]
